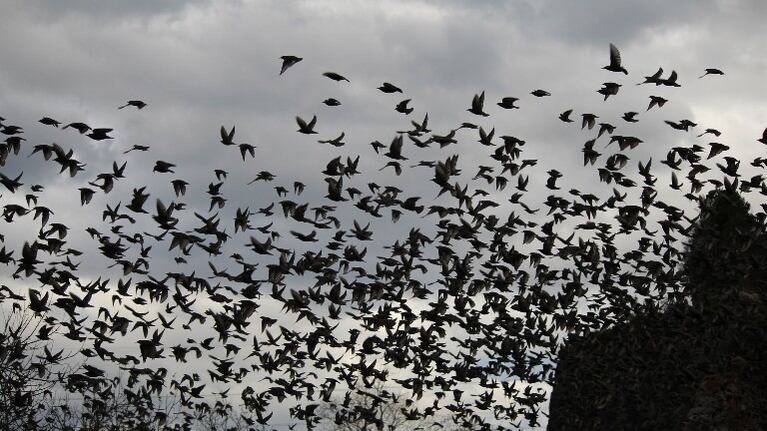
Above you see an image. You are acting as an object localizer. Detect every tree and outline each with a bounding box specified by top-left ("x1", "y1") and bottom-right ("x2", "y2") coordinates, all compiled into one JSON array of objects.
[{"x1": 0, "y1": 305, "x2": 70, "y2": 431}]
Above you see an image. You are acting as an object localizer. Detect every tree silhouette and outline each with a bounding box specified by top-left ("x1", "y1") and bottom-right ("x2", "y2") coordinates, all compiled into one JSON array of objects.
[{"x1": 548, "y1": 188, "x2": 767, "y2": 430}]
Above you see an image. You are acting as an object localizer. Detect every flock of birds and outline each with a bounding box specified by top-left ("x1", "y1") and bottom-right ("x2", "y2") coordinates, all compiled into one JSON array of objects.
[{"x1": 1, "y1": 43, "x2": 765, "y2": 430}]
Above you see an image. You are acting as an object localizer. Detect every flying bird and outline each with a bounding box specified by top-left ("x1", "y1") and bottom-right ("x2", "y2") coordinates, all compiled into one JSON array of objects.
[
  {"x1": 603, "y1": 43, "x2": 628, "y2": 74},
  {"x1": 581, "y1": 113, "x2": 598, "y2": 130},
  {"x1": 467, "y1": 91, "x2": 489, "y2": 116},
  {"x1": 395, "y1": 99, "x2": 414, "y2": 115},
  {"x1": 638, "y1": 67, "x2": 663, "y2": 85},
  {"x1": 662, "y1": 70, "x2": 681, "y2": 87},
  {"x1": 118, "y1": 100, "x2": 147, "y2": 110},
  {"x1": 497, "y1": 97, "x2": 520, "y2": 109},
  {"x1": 647, "y1": 96, "x2": 667, "y2": 111},
  {"x1": 597, "y1": 82, "x2": 621, "y2": 100},
  {"x1": 622, "y1": 112, "x2": 639, "y2": 123},
  {"x1": 699, "y1": 68, "x2": 724, "y2": 79},
  {"x1": 296, "y1": 115, "x2": 318, "y2": 134},
  {"x1": 378, "y1": 82, "x2": 403, "y2": 93},
  {"x1": 153, "y1": 160, "x2": 175, "y2": 173},
  {"x1": 63, "y1": 122, "x2": 91, "y2": 134},
  {"x1": 697, "y1": 128, "x2": 721, "y2": 138},
  {"x1": 87, "y1": 128, "x2": 113, "y2": 141},
  {"x1": 279, "y1": 55, "x2": 302, "y2": 75},
  {"x1": 220, "y1": 125, "x2": 236, "y2": 146},
  {"x1": 39, "y1": 117, "x2": 61, "y2": 127},
  {"x1": 124, "y1": 145, "x2": 150, "y2": 154},
  {"x1": 323, "y1": 72, "x2": 349, "y2": 82},
  {"x1": 318, "y1": 132, "x2": 346, "y2": 147}
]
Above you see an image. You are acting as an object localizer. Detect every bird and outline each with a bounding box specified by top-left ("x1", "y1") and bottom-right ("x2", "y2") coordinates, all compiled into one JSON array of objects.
[
  {"x1": 638, "y1": 67, "x2": 663, "y2": 85},
  {"x1": 699, "y1": 68, "x2": 724, "y2": 79},
  {"x1": 603, "y1": 43, "x2": 628, "y2": 74},
  {"x1": 62, "y1": 122, "x2": 91, "y2": 134},
  {"x1": 378, "y1": 82, "x2": 403, "y2": 93},
  {"x1": 318, "y1": 132, "x2": 346, "y2": 147},
  {"x1": 220, "y1": 125, "x2": 236, "y2": 146},
  {"x1": 384, "y1": 135, "x2": 407, "y2": 160},
  {"x1": 647, "y1": 96, "x2": 667, "y2": 111},
  {"x1": 87, "y1": 128, "x2": 113, "y2": 141},
  {"x1": 467, "y1": 91, "x2": 489, "y2": 116},
  {"x1": 759, "y1": 127, "x2": 767, "y2": 145},
  {"x1": 559, "y1": 109, "x2": 574, "y2": 123},
  {"x1": 322, "y1": 72, "x2": 349, "y2": 82},
  {"x1": 662, "y1": 70, "x2": 681, "y2": 87},
  {"x1": 665, "y1": 120, "x2": 696, "y2": 131},
  {"x1": 323, "y1": 98, "x2": 341, "y2": 107},
  {"x1": 239, "y1": 143, "x2": 256, "y2": 160},
  {"x1": 296, "y1": 115, "x2": 318, "y2": 134},
  {"x1": 153, "y1": 160, "x2": 175, "y2": 173},
  {"x1": 124, "y1": 145, "x2": 150, "y2": 154},
  {"x1": 171, "y1": 179, "x2": 188, "y2": 196},
  {"x1": 478, "y1": 127, "x2": 495, "y2": 146},
  {"x1": 370, "y1": 140, "x2": 386, "y2": 153},
  {"x1": 597, "y1": 82, "x2": 621, "y2": 100},
  {"x1": 497, "y1": 97, "x2": 520, "y2": 109},
  {"x1": 39, "y1": 117, "x2": 61, "y2": 127},
  {"x1": 79, "y1": 187, "x2": 95, "y2": 205},
  {"x1": 707, "y1": 142, "x2": 729, "y2": 160},
  {"x1": 118, "y1": 100, "x2": 147, "y2": 110},
  {"x1": 581, "y1": 114, "x2": 598, "y2": 130},
  {"x1": 279, "y1": 56, "x2": 302, "y2": 75},
  {"x1": 582, "y1": 140, "x2": 601, "y2": 165},
  {"x1": 395, "y1": 99, "x2": 414, "y2": 115},
  {"x1": 697, "y1": 128, "x2": 721, "y2": 138},
  {"x1": 622, "y1": 112, "x2": 639, "y2": 123},
  {"x1": 531, "y1": 89, "x2": 551, "y2": 97}
]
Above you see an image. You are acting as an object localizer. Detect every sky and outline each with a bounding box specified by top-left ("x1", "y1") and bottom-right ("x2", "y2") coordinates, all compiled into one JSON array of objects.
[{"x1": 1, "y1": 0, "x2": 766, "y2": 429}]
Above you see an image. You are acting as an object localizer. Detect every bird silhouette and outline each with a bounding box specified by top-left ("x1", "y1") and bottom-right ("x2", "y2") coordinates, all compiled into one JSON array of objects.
[
  {"x1": 699, "y1": 68, "x2": 724, "y2": 79},
  {"x1": 597, "y1": 82, "x2": 621, "y2": 100},
  {"x1": 39, "y1": 117, "x2": 61, "y2": 127},
  {"x1": 322, "y1": 71, "x2": 349, "y2": 82},
  {"x1": 603, "y1": 43, "x2": 628, "y2": 74},
  {"x1": 220, "y1": 125, "x2": 236, "y2": 146},
  {"x1": 638, "y1": 67, "x2": 663, "y2": 85},
  {"x1": 498, "y1": 97, "x2": 520, "y2": 109},
  {"x1": 378, "y1": 82, "x2": 402, "y2": 93},
  {"x1": 296, "y1": 115, "x2": 318, "y2": 134},
  {"x1": 118, "y1": 100, "x2": 147, "y2": 109},
  {"x1": 87, "y1": 128, "x2": 113, "y2": 141},
  {"x1": 395, "y1": 99, "x2": 414, "y2": 114},
  {"x1": 63, "y1": 122, "x2": 91, "y2": 134},
  {"x1": 279, "y1": 56, "x2": 302, "y2": 75},
  {"x1": 647, "y1": 95, "x2": 667, "y2": 111},
  {"x1": 467, "y1": 91, "x2": 489, "y2": 116}
]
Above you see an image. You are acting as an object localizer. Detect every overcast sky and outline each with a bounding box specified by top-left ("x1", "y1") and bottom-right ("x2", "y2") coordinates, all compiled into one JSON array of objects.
[{"x1": 1, "y1": 0, "x2": 766, "y2": 429}]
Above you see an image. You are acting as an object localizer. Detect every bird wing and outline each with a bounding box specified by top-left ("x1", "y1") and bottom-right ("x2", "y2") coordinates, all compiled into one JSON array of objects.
[{"x1": 609, "y1": 43, "x2": 621, "y2": 67}]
